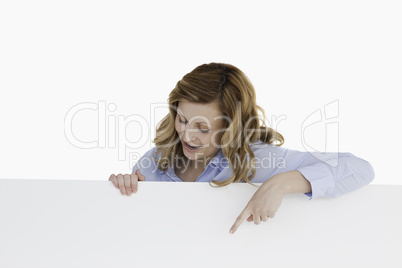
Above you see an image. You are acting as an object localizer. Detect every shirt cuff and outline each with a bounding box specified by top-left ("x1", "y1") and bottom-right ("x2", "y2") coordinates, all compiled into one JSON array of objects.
[{"x1": 296, "y1": 162, "x2": 334, "y2": 200}]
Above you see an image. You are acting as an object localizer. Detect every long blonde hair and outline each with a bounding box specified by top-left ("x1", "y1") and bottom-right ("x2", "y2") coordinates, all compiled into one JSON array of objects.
[{"x1": 152, "y1": 62, "x2": 284, "y2": 188}]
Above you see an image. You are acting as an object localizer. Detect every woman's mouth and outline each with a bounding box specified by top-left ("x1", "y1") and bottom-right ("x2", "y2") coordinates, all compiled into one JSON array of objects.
[{"x1": 183, "y1": 141, "x2": 202, "y2": 152}]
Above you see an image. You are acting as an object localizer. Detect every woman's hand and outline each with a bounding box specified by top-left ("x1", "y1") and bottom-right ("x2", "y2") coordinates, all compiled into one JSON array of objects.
[
  {"x1": 229, "y1": 179, "x2": 285, "y2": 234},
  {"x1": 109, "y1": 169, "x2": 145, "y2": 196},
  {"x1": 229, "y1": 170, "x2": 312, "y2": 234}
]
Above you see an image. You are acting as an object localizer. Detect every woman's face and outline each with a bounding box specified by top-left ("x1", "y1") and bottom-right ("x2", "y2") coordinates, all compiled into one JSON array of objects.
[{"x1": 174, "y1": 100, "x2": 226, "y2": 163}]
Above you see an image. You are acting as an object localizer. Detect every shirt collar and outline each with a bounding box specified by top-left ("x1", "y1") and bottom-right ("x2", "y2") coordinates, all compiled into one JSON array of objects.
[
  {"x1": 208, "y1": 148, "x2": 228, "y2": 171},
  {"x1": 156, "y1": 141, "x2": 265, "y2": 175},
  {"x1": 157, "y1": 148, "x2": 229, "y2": 175}
]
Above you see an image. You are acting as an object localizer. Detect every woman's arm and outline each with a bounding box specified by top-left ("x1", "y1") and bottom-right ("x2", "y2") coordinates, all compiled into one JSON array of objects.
[
  {"x1": 230, "y1": 144, "x2": 375, "y2": 234},
  {"x1": 268, "y1": 170, "x2": 312, "y2": 195},
  {"x1": 250, "y1": 143, "x2": 375, "y2": 200},
  {"x1": 294, "y1": 152, "x2": 375, "y2": 199}
]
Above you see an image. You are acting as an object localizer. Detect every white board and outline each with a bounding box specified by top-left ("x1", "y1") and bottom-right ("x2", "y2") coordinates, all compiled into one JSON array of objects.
[{"x1": 0, "y1": 179, "x2": 401, "y2": 267}]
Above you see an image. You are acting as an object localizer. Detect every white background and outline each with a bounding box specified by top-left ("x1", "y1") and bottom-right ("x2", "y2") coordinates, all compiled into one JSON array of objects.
[{"x1": 0, "y1": 0, "x2": 400, "y2": 185}]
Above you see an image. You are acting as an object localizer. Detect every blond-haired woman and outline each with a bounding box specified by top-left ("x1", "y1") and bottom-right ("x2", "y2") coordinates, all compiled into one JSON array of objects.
[{"x1": 109, "y1": 62, "x2": 375, "y2": 234}]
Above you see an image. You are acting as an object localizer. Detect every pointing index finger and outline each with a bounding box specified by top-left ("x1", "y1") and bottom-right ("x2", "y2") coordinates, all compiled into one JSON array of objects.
[{"x1": 229, "y1": 209, "x2": 250, "y2": 234}]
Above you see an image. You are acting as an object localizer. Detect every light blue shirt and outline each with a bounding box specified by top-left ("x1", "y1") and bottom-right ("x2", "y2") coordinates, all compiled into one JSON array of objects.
[{"x1": 131, "y1": 140, "x2": 375, "y2": 200}]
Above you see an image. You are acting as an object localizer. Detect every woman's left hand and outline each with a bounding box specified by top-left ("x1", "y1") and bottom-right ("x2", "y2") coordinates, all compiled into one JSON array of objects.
[{"x1": 229, "y1": 178, "x2": 285, "y2": 234}]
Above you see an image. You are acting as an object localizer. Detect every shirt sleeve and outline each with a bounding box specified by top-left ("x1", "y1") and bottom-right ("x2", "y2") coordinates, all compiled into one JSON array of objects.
[
  {"x1": 251, "y1": 143, "x2": 375, "y2": 200},
  {"x1": 295, "y1": 151, "x2": 375, "y2": 200}
]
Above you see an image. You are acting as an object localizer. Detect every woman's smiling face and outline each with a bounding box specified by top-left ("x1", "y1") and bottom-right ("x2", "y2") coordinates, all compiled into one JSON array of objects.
[{"x1": 175, "y1": 100, "x2": 226, "y2": 163}]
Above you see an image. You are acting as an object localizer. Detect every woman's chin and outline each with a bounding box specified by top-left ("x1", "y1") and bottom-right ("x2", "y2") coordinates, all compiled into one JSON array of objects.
[{"x1": 183, "y1": 151, "x2": 196, "y2": 160}]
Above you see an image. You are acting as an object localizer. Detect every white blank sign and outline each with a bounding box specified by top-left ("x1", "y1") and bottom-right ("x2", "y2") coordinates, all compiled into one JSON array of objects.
[{"x1": 0, "y1": 179, "x2": 401, "y2": 267}]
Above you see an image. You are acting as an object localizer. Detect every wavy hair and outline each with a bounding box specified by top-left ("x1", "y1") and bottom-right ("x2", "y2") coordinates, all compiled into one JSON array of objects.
[{"x1": 152, "y1": 62, "x2": 284, "y2": 188}]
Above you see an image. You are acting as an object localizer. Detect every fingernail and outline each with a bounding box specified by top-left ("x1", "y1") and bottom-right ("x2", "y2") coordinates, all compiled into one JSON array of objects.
[{"x1": 229, "y1": 229, "x2": 233, "y2": 234}]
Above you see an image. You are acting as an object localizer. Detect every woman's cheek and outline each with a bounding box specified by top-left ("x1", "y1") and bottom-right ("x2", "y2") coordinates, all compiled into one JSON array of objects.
[
  {"x1": 205, "y1": 133, "x2": 215, "y2": 148},
  {"x1": 174, "y1": 120, "x2": 180, "y2": 135},
  {"x1": 211, "y1": 131, "x2": 222, "y2": 149}
]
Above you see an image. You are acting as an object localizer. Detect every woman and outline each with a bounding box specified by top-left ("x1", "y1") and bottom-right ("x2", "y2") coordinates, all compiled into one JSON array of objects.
[{"x1": 109, "y1": 62, "x2": 375, "y2": 234}]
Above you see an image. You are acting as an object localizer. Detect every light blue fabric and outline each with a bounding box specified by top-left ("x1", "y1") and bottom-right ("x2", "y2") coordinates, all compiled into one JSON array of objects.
[{"x1": 131, "y1": 140, "x2": 375, "y2": 200}]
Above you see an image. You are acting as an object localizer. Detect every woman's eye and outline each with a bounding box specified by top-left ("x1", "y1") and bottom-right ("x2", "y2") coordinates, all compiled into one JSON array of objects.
[{"x1": 178, "y1": 116, "x2": 210, "y2": 133}]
